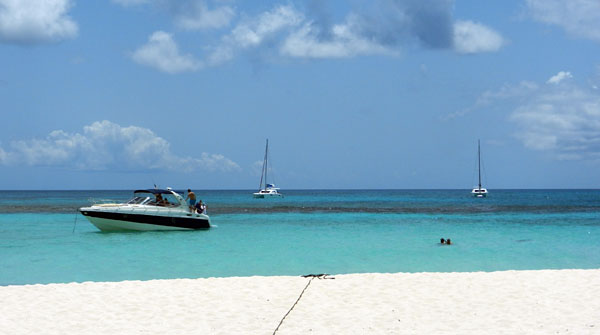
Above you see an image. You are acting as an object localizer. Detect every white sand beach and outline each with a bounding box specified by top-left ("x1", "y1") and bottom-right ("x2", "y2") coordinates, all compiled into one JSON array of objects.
[{"x1": 1, "y1": 269, "x2": 598, "y2": 334}]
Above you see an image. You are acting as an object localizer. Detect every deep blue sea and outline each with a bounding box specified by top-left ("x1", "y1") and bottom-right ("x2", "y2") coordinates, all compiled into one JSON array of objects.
[{"x1": 1, "y1": 189, "x2": 599, "y2": 285}]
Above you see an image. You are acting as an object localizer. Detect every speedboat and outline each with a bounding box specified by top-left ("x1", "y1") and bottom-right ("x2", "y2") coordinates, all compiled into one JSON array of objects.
[{"x1": 79, "y1": 188, "x2": 210, "y2": 231}]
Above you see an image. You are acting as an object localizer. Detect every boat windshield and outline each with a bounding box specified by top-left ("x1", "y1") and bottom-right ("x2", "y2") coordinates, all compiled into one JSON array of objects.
[
  {"x1": 131, "y1": 192, "x2": 181, "y2": 207},
  {"x1": 127, "y1": 196, "x2": 150, "y2": 204}
]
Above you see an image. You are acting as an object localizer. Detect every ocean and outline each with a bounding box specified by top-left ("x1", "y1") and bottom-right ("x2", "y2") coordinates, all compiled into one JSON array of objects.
[{"x1": 1, "y1": 189, "x2": 599, "y2": 285}]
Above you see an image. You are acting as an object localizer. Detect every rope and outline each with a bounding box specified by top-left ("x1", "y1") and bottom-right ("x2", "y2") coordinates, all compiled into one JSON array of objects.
[
  {"x1": 272, "y1": 274, "x2": 335, "y2": 335},
  {"x1": 72, "y1": 209, "x2": 78, "y2": 234}
]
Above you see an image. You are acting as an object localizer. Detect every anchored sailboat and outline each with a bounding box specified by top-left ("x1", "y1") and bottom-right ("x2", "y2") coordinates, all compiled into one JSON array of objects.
[
  {"x1": 253, "y1": 139, "x2": 282, "y2": 198},
  {"x1": 471, "y1": 139, "x2": 488, "y2": 198}
]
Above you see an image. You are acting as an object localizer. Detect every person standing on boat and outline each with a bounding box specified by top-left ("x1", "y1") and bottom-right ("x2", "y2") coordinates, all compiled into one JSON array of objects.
[
  {"x1": 185, "y1": 189, "x2": 197, "y2": 211},
  {"x1": 195, "y1": 200, "x2": 206, "y2": 214}
]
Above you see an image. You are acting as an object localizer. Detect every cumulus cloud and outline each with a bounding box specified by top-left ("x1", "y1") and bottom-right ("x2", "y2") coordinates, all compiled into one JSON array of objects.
[
  {"x1": 0, "y1": 121, "x2": 240, "y2": 172},
  {"x1": 126, "y1": 1, "x2": 506, "y2": 71},
  {"x1": 280, "y1": 14, "x2": 396, "y2": 58},
  {"x1": 280, "y1": 0, "x2": 456, "y2": 59},
  {"x1": 207, "y1": 1, "x2": 504, "y2": 63},
  {"x1": 510, "y1": 83, "x2": 600, "y2": 160},
  {"x1": 0, "y1": 0, "x2": 78, "y2": 44},
  {"x1": 547, "y1": 71, "x2": 573, "y2": 84},
  {"x1": 208, "y1": 5, "x2": 304, "y2": 65},
  {"x1": 526, "y1": 0, "x2": 600, "y2": 42},
  {"x1": 171, "y1": 2, "x2": 235, "y2": 30},
  {"x1": 453, "y1": 20, "x2": 505, "y2": 54},
  {"x1": 131, "y1": 31, "x2": 202, "y2": 73}
]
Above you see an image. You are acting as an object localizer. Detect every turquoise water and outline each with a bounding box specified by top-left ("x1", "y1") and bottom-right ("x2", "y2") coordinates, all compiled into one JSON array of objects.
[{"x1": 0, "y1": 190, "x2": 599, "y2": 285}]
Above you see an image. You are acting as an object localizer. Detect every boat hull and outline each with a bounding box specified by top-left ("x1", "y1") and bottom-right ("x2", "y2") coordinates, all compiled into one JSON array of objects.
[
  {"x1": 471, "y1": 189, "x2": 488, "y2": 198},
  {"x1": 253, "y1": 193, "x2": 282, "y2": 198},
  {"x1": 80, "y1": 209, "x2": 210, "y2": 231}
]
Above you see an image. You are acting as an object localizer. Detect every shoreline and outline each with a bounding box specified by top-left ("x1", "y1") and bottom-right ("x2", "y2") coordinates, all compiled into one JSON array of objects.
[{"x1": 1, "y1": 269, "x2": 598, "y2": 334}]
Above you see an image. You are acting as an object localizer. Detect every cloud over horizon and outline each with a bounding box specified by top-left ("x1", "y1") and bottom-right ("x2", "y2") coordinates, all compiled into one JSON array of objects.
[
  {"x1": 510, "y1": 75, "x2": 600, "y2": 160},
  {"x1": 0, "y1": 0, "x2": 78, "y2": 44},
  {"x1": 0, "y1": 121, "x2": 240, "y2": 172},
  {"x1": 463, "y1": 71, "x2": 600, "y2": 160}
]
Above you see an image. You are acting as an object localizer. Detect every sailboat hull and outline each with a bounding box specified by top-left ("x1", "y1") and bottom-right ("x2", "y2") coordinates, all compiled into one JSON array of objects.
[
  {"x1": 253, "y1": 192, "x2": 283, "y2": 198},
  {"x1": 471, "y1": 189, "x2": 488, "y2": 197}
]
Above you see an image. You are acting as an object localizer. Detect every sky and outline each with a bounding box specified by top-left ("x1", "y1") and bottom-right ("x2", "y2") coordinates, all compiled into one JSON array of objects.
[{"x1": 1, "y1": 0, "x2": 600, "y2": 190}]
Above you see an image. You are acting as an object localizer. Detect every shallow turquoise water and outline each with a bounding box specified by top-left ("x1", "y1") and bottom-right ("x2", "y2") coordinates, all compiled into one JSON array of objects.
[{"x1": 0, "y1": 190, "x2": 599, "y2": 285}]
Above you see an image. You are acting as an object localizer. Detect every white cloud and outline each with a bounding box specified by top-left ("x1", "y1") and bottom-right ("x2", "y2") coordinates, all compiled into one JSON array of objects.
[
  {"x1": 510, "y1": 86, "x2": 600, "y2": 160},
  {"x1": 208, "y1": 1, "x2": 506, "y2": 65},
  {"x1": 453, "y1": 20, "x2": 505, "y2": 54},
  {"x1": 281, "y1": 8, "x2": 505, "y2": 59},
  {"x1": 547, "y1": 71, "x2": 573, "y2": 84},
  {"x1": 0, "y1": 0, "x2": 78, "y2": 44},
  {"x1": 131, "y1": 31, "x2": 202, "y2": 73},
  {"x1": 0, "y1": 121, "x2": 240, "y2": 172},
  {"x1": 129, "y1": 2, "x2": 505, "y2": 70},
  {"x1": 174, "y1": 2, "x2": 235, "y2": 30},
  {"x1": 526, "y1": 0, "x2": 600, "y2": 42},
  {"x1": 506, "y1": 78, "x2": 600, "y2": 160},
  {"x1": 281, "y1": 15, "x2": 395, "y2": 59},
  {"x1": 208, "y1": 5, "x2": 304, "y2": 65},
  {"x1": 455, "y1": 71, "x2": 600, "y2": 160},
  {"x1": 231, "y1": 5, "x2": 303, "y2": 47}
]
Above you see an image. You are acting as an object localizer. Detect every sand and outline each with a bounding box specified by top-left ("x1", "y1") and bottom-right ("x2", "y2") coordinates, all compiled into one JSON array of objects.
[{"x1": 1, "y1": 269, "x2": 598, "y2": 334}]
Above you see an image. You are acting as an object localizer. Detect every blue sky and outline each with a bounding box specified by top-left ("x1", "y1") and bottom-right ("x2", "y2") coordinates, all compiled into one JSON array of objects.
[{"x1": 1, "y1": 0, "x2": 599, "y2": 190}]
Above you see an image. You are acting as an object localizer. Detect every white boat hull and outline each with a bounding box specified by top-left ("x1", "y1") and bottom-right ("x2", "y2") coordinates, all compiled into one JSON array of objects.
[
  {"x1": 471, "y1": 188, "x2": 488, "y2": 197},
  {"x1": 85, "y1": 216, "x2": 193, "y2": 231},
  {"x1": 253, "y1": 193, "x2": 283, "y2": 198},
  {"x1": 80, "y1": 207, "x2": 210, "y2": 232}
]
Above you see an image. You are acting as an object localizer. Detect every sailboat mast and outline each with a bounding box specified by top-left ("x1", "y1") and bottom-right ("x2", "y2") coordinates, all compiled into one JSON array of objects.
[
  {"x1": 264, "y1": 139, "x2": 269, "y2": 187},
  {"x1": 258, "y1": 139, "x2": 268, "y2": 191},
  {"x1": 478, "y1": 139, "x2": 482, "y2": 190}
]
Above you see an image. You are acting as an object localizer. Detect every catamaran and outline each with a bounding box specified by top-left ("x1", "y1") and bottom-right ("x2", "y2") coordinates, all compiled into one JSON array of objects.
[
  {"x1": 471, "y1": 139, "x2": 488, "y2": 198},
  {"x1": 253, "y1": 139, "x2": 283, "y2": 198}
]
